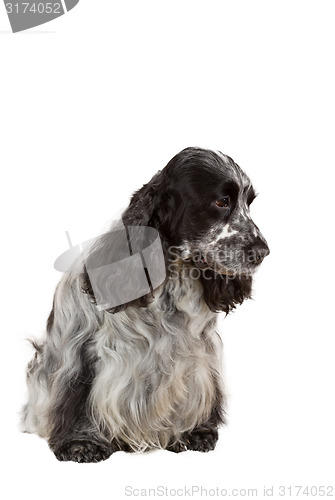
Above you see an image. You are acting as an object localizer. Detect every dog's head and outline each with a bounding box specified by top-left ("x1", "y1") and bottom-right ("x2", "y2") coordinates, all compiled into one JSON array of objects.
[
  {"x1": 83, "y1": 147, "x2": 269, "y2": 314},
  {"x1": 162, "y1": 148, "x2": 269, "y2": 277}
]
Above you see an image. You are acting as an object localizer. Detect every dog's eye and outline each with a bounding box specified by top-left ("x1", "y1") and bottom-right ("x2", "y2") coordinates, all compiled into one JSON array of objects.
[{"x1": 215, "y1": 196, "x2": 230, "y2": 208}]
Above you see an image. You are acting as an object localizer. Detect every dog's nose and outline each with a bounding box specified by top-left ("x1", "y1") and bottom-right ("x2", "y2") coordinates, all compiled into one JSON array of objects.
[{"x1": 253, "y1": 239, "x2": 270, "y2": 265}]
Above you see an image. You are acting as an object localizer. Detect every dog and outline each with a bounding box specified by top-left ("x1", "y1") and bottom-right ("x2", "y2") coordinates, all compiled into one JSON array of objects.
[{"x1": 21, "y1": 147, "x2": 269, "y2": 462}]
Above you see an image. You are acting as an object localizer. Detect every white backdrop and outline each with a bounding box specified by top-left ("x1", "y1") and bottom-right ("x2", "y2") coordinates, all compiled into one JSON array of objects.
[{"x1": 1, "y1": 1, "x2": 334, "y2": 498}]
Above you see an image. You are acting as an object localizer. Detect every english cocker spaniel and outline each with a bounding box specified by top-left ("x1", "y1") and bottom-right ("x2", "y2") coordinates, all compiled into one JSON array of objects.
[{"x1": 21, "y1": 147, "x2": 269, "y2": 462}]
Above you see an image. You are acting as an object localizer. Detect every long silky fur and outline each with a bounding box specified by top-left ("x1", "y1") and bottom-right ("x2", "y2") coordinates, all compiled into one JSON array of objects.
[
  {"x1": 22, "y1": 262, "x2": 225, "y2": 452},
  {"x1": 21, "y1": 147, "x2": 268, "y2": 461}
]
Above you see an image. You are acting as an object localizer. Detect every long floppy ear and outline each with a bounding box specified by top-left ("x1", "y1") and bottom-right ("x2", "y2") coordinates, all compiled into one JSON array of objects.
[
  {"x1": 81, "y1": 171, "x2": 171, "y2": 314},
  {"x1": 200, "y1": 271, "x2": 253, "y2": 314},
  {"x1": 122, "y1": 170, "x2": 164, "y2": 227},
  {"x1": 122, "y1": 172, "x2": 185, "y2": 240}
]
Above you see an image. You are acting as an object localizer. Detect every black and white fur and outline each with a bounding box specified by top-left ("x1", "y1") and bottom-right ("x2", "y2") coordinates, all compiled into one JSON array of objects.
[{"x1": 21, "y1": 147, "x2": 269, "y2": 462}]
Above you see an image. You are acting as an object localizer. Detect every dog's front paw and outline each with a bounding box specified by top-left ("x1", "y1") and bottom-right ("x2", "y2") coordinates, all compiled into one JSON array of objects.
[
  {"x1": 186, "y1": 428, "x2": 219, "y2": 452},
  {"x1": 166, "y1": 440, "x2": 188, "y2": 453},
  {"x1": 54, "y1": 440, "x2": 112, "y2": 463},
  {"x1": 167, "y1": 428, "x2": 219, "y2": 453}
]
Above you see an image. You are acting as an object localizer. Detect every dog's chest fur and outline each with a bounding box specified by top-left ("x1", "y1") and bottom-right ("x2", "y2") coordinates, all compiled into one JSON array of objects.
[{"x1": 90, "y1": 272, "x2": 223, "y2": 450}]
